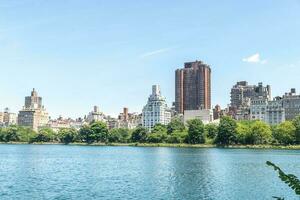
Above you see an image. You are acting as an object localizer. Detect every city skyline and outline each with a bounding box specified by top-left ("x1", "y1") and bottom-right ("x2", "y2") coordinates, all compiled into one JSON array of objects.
[{"x1": 0, "y1": 0, "x2": 300, "y2": 118}]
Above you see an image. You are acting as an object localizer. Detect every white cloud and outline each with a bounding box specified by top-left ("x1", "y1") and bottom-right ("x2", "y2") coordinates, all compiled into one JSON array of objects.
[
  {"x1": 242, "y1": 53, "x2": 267, "y2": 64},
  {"x1": 140, "y1": 47, "x2": 174, "y2": 58}
]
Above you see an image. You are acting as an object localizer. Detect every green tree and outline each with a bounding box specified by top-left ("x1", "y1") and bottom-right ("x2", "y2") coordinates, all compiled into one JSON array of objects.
[
  {"x1": 293, "y1": 115, "x2": 300, "y2": 144},
  {"x1": 215, "y1": 116, "x2": 237, "y2": 145},
  {"x1": 167, "y1": 118, "x2": 185, "y2": 134},
  {"x1": 79, "y1": 124, "x2": 94, "y2": 143},
  {"x1": 186, "y1": 119, "x2": 205, "y2": 144},
  {"x1": 147, "y1": 132, "x2": 167, "y2": 143},
  {"x1": 31, "y1": 128, "x2": 56, "y2": 143},
  {"x1": 146, "y1": 124, "x2": 168, "y2": 143},
  {"x1": 90, "y1": 121, "x2": 109, "y2": 143},
  {"x1": 2, "y1": 126, "x2": 21, "y2": 142},
  {"x1": 205, "y1": 123, "x2": 218, "y2": 139},
  {"x1": 58, "y1": 128, "x2": 79, "y2": 144},
  {"x1": 167, "y1": 130, "x2": 188, "y2": 143},
  {"x1": 273, "y1": 121, "x2": 296, "y2": 145},
  {"x1": 236, "y1": 121, "x2": 251, "y2": 144},
  {"x1": 151, "y1": 123, "x2": 167, "y2": 134},
  {"x1": 108, "y1": 128, "x2": 131, "y2": 143},
  {"x1": 131, "y1": 126, "x2": 148, "y2": 143},
  {"x1": 247, "y1": 121, "x2": 272, "y2": 144},
  {"x1": 18, "y1": 127, "x2": 37, "y2": 143}
]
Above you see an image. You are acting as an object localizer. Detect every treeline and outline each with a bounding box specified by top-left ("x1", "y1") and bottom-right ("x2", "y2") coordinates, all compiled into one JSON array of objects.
[{"x1": 1, "y1": 116, "x2": 300, "y2": 145}]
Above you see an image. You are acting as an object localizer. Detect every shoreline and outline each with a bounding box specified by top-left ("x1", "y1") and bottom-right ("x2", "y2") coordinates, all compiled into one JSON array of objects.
[{"x1": 1, "y1": 142, "x2": 300, "y2": 150}]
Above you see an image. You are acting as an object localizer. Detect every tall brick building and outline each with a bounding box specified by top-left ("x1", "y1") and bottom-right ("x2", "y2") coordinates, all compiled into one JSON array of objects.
[{"x1": 175, "y1": 60, "x2": 211, "y2": 114}]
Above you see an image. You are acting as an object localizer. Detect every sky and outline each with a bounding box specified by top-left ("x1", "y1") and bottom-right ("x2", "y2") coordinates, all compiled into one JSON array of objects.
[{"x1": 0, "y1": 0, "x2": 300, "y2": 118}]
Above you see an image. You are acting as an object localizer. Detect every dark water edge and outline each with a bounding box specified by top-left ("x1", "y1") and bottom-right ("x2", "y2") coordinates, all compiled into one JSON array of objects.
[{"x1": 0, "y1": 144, "x2": 300, "y2": 199}]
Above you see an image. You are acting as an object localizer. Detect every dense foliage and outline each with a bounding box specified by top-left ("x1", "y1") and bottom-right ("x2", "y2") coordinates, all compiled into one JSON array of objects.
[{"x1": 2, "y1": 115, "x2": 300, "y2": 145}]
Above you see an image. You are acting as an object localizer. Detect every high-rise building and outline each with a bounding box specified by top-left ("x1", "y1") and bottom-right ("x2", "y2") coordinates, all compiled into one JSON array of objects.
[
  {"x1": 142, "y1": 85, "x2": 171, "y2": 131},
  {"x1": 282, "y1": 89, "x2": 300, "y2": 120},
  {"x1": 175, "y1": 60, "x2": 211, "y2": 114},
  {"x1": 231, "y1": 81, "x2": 271, "y2": 109},
  {"x1": 18, "y1": 88, "x2": 49, "y2": 131}
]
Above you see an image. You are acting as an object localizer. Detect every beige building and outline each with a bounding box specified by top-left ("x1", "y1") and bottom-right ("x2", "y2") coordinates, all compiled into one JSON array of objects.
[
  {"x1": 0, "y1": 108, "x2": 17, "y2": 126},
  {"x1": 18, "y1": 89, "x2": 49, "y2": 131},
  {"x1": 183, "y1": 109, "x2": 213, "y2": 125},
  {"x1": 86, "y1": 106, "x2": 106, "y2": 123},
  {"x1": 116, "y1": 108, "x2": 142, "y2": 129}
]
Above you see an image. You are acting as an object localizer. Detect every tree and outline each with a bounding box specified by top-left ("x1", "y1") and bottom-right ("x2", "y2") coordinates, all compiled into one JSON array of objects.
[
  {"x1": 131, "y1": 126, "x2": 148, "y2": 143},
  {"x1": 186, "y1": 119, "x2": 205, "y2": 144},
  {"x1": 293, "y1": 115, "x2": 300, "y2": 144},
  {"x1": 167, "y1": 130, "x2": 188, "y2": 143},
  {"x1": 247, "y1": 121, "x2": 272, "y2": 144},
  {"x1": 90, "y1": 121, "x2": 109, "y2": 143},
  {"x1": 108, "y1": 128, "x2": 131, "y2": 143},
  {"x1": 151, "y1": 123, "x2": 167, "y2": 134},
  {"x1": 31, "y1": 128, "x2": 56, "y2": 143},
  {"x1": 273, "y1": 121, "x2": 296, "y2": 145},
  {"x1": 236, "y1": 121, "x2": 251, "y2": 144},
  {"x1": 205, "y1": 123, "x2": 218, "y2": 139},
  {"x1": 58, "y1": 128, "x2": 79, "y2": 144},
  {"x1": 79, "y1": 125, "x2": 94, "y2": 143},
  {"x1": 147, "y1": 132, "x2": 167, "y2": 143},
  {"x1": 18, "y1": 127, "x2": 37, "y2": 143},
  {"x1": 167, "y1": 118, "x2": 185, "y2": 134},
  {"x1": 146, "y1": 124, "x2": 168, "y2": 143},
  {"x1": 215, "y1": 116, "x2": 237, "y2": 145},
  {"x1": 1, "y1": 126, "x2": 21, "y2": 142}
]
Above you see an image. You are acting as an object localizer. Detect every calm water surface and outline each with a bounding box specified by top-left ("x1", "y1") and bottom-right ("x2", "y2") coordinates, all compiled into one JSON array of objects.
[{"x1": 0, "y1": 144, "x2": 299, "y2": 200}]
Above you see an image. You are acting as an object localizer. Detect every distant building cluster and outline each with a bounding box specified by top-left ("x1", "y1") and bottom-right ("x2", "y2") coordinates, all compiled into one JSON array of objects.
[
  {"x1": 1, "y1": 60, "x2": 300, "y2": 132},
  {"x1": 228, "y1": 82, "x2": 300, "y2": 125}
]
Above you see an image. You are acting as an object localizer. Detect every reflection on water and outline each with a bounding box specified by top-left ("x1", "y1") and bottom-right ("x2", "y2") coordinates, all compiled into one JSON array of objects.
[{"x1": 0, "y1": 145, "x2": 299, "y2": 200}]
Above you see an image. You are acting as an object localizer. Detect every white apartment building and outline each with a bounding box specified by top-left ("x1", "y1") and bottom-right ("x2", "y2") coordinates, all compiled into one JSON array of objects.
[
  {"x1": 250, "y1": 97, "x2": 285, "y2": 125},
  {"x1": 250, "y1": 97, "x2": 268, "y2": 121},
  {"x1": 265, "y1": 97, "x2": 285, "y2": 125},
  {"x1": 142, "y1": 85, "x2": 171, "y2": 131}
]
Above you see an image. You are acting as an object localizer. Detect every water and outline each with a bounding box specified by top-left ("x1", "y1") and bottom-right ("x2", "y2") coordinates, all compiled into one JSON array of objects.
[{"x1": 0, "y1": 145, "x2": 299, "y2": 200}]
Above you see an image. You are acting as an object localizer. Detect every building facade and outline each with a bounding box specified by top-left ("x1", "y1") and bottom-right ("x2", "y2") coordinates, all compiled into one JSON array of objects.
[
  {"x1": 18, "y1": 89, "x2": 49, "y2": 131},
  {"x1": 175, "y1": 60, "x2": 211, "y2": 114},
  {"x1": 142, "y1": 85, "x2": 171, "y2": 131},
  {"x1": 265, "y1": 97, "x2": 285, "y2": 125},
  {"x1": 231, "y1": 81, "x2": 271, "y2": 109},
  {"x1": 86, "y1": 106, "x2": 106, "y2": 123},
  {"x1": 231, "y1": 81, "x2": 271, "y2": 120},
  {"x1": 250, "y1": 96, "x2": 285, "y2": 125},
  {"x1": 116, "y1": 108, "x2": 142, "y2": 129},
  {"x1": 250, "y1": 97, "x2": 268, "y2": 122},
  {"x1": 0, "y1": 108, "x2": 17, "y2": 126},
  {"x1": 183, "y1": 109, "x2": 213, "y2": 125},
  {"x1": 282, "y1": 89, "x2": 300, "y2": 120}
]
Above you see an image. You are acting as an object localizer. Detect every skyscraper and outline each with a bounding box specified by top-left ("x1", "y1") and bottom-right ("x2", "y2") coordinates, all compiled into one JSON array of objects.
[
  {"x1": 175, "y1": 60, "x2": 211, "y2": 114},
  {"x1": 18, "y1": 88, "x2": 49, "y2": 131}
]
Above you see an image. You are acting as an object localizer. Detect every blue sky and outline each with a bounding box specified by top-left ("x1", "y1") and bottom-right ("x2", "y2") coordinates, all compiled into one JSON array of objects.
[{"x1": 0, "y1": 0, "x2": 300, "y2": 118}]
